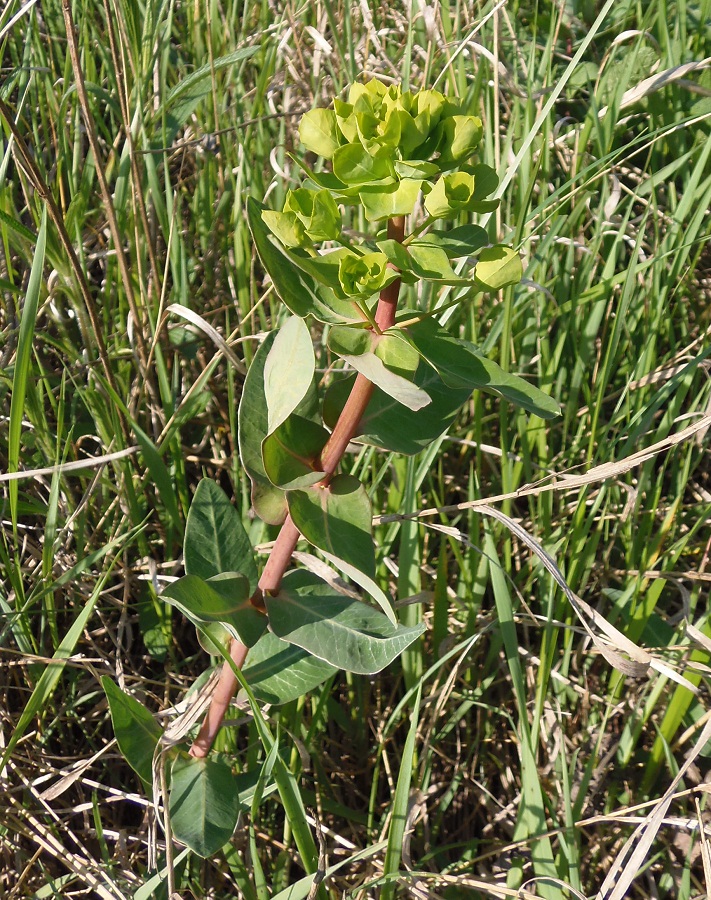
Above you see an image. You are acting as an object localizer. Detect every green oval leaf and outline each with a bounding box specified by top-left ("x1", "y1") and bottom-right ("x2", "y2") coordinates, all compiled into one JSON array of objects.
[
  {"x1": 169, "y1": 753, "x2": 244, "y2": 857},
  {"x1": 474, "y1": 245, "x2": 523, "y2": 290},
  {"x1": 405, "y1": 244, "x2": 458, "y2": 282},
  {"x1": 339, "y1": 351, "x2": 431, "y2": 411},
  {"x1": 410, "y1": 224, "x2": 488, "y2": 259},
  {"x1": 240, "y1": 631, "x2": 337, "y2": 705},
  {"x1": 436, "y1": 114, "x2": 483, "y2": 164},
  {"x1": 262, "y1": 414, "x2": 329, "y2": 489},
  {"x1": 287, "y1": 474, "x2": 394, "y2": 620},
  {"x1": 332, "y1": 143, "x2": 393, "y2": 185},
  {"x1": 238, "y1": 332, "x2": 288, "y2": 525},
  {"x1": 101, "y1": 676, "x2": 161, "y2": 786},
  {"x1": 374, "y1": 332, "x2": 420, "y2": 379},
  {"x1": 264, "y1": 316, "x2": 315, "y2": 433},
  {"x1": 360, "y1": 178, "x2": 422, "y2": 222},
  {"x1": 299, "y1": 108, "x2": 340, "y2": 158},
  {"x1": 185, "y1": 479, "x2": 258, "y2": 594},
  {"x1": 161, "y1": 573, "x2": 266, "y2": 647},
  {"x1": 403, "y1": 318, "x2": 560, "y2": 419},
  {"x1": 268, "y1": 571, "x2": 425, "y2": 674}
]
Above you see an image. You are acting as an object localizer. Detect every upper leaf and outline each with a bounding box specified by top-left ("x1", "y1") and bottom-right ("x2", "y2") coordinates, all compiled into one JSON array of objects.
[
  {"x1": 185, "y1": 479, "x2": 258, "y2": 595},
  {"x1": 333, "y1": 143, "x2": 394, "y2": 185},
  {"x1": 410, "y1": 224, "x2": 489, "y2": 259},
  {"x1": 299, "y1": 107, "x2": 341, "y2": 158},
  {"x1": 247, "y1": 197, "x2": 361, "y2": 324},
  {"x1": 474, "y1": 245, "x2": 523, "y2": 291},
  {"x1": 402, "y1": 317, "x2": 560, "y2": 419},
  {"x1": 241, "y1": 631, "x2": 338, "y2": 705},
  {"x1": 359, "y1": 178, "x2": 423, "y2": 221},
  {"x1": 264, "y1": 315, "x2": 315, "y2": 434},
  {"x1": 436, "y1": 114, "x2": 483, "y2": 164},
  {"x1": 238, "y1": 331, "x2": 289, "y2": 525}
]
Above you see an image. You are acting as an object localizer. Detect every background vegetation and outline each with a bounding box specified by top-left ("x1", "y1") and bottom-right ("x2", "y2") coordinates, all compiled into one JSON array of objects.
[{"x1": 1, "y1": 0, "x2": 710, "y2": 896}]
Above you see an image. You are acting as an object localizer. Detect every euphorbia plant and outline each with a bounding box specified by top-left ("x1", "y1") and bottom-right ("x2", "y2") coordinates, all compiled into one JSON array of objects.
[{"x1": 104, "y1": 78, "x2": 558, "y2": 861}]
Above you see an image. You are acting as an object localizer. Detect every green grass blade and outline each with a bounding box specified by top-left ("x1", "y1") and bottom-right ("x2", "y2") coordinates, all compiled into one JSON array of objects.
[
  {"x1": 381, "y1": 683, "x2": 421, "y2": 900},
  {"x1": 8, "y1": 204, "x2": 46, "y2": 532}
]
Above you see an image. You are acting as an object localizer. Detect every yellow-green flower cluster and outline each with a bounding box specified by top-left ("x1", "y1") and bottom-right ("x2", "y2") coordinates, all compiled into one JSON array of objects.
[{"x1": 260, "y1": 80, "x2": 506, "y2": 301}]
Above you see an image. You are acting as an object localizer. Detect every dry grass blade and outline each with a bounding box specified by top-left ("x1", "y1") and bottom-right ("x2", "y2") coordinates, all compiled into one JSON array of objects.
[
  {"x1": 597, "y1": 716, "x2": 711, "y2": 899},
  {"x1": 377, "y1": 411, "x2": 711, "y2": 523},
  {"x1": 599, "y1": 56, "x2": 711, "y2": 117},
  {"x1": 0, "y1": 446, "x2": 139, "y2": 482},
  {"x1": 477, "y1": 504, "x2": 698, "y2": 690},
  {"x1": 0, "y1": 0, "x2": 40, "y2": 41},
  {"x1": 166, "y1": 303, "x2": 247, "y2": 374},
  {"x1": 5, "y1": 791, "x2": 128, "y2": 900}
]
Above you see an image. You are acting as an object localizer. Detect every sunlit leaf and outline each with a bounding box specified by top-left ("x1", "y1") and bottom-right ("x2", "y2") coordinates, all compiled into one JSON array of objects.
[
  {"x1": 284, "y1": 188, "x2": 342, "y2": 242},
  {"x1": 238, "y1": 332, "x2": 289, "y2": 525},
  {"x1": 287, "y1": 474, "x2": 394, "y2": 620},
  {"x1": 261, "y1": 210, "x2": 308, "y2": 248},
  {"x1": 403, "y1": 318, "x2": 560, "y2": 419},
  {"x1": 268, "y1": 571, "x2": 424, "y2": 674},
  {"x1": 474, "y1": 245, "x2": 523, "y2": 290},
  {"x1": 332, "y1": 144, "x2": 393, "y2": 185},
  {"x1": 374, "y1": 332, "x2": 420, "y2": 379},
  {"x1": 338, "y1": 351, "x2": 431, "y2": 411},
  {"x1": 406, "y1": 244, "x2": 458, "y2": 281},
  {"x1": 327, "y1": 324, "x2": 372, "y2": 357},
  {"x1": 360, "y1": 178, "x2": 423, "y2": 221},
  {"x1": 410, "y1": 224, "x2": 488, "y2": 258},
  {"x1": 437, "y1": 114, "x2": 483, "y2": 164},
  {"x1": 264, "y1": 315, "x2": 315, "y2": 433},
  {"x1": 299, "y1": 108, "x2": 340, "y2": 158}
]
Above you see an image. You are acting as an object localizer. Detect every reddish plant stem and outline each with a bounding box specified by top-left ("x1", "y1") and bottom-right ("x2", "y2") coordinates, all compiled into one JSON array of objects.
[{"x1": 189, "y1": 215, "x2": 406, "y2": 758}]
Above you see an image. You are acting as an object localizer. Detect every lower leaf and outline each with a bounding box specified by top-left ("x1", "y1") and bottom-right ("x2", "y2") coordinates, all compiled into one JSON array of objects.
[
  {"x1": 267, "y1": 570, "x2": 425, "y2": 674},
  {"x1": 169, "y1": 752, "x2": 245, "y2": 857},
  {"x1": 101, "y1": 676, "x2": 162, "y2": 787},
  {"x1": 240, "y1": 630, "x2": 338, "y2": 705},
  {"x1": 161, "y1": 573, "x2": 267, "y2": 647}
]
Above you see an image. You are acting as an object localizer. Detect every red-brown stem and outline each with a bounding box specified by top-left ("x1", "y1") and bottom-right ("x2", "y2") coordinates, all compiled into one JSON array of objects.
[
  {"x1": 189, "y1": 216, "x2": 406, "y2": 757},
  {"x1": 189, "y1": 640, "x2": 249, "y2": 757}
]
